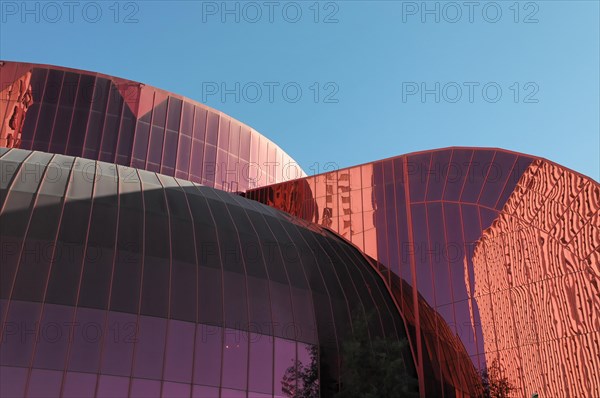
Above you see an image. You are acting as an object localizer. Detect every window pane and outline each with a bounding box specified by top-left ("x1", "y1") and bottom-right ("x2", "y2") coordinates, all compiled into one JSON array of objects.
[
  {"x1": 274, "y1": 338, "x2": 296, "y2": 397},
  {"x1": 193, "y1": 324, "x2": 222, "y2": 386},
  {"x1": 0, "y1": 366, "x2": 27, "y2": 397},
  {"x1": 62, "y1": 371, "x2": 97, "y2": 398},
  {"x1": 163, "y1": 319, "x2": 195, "y2": 383},
  {"x1": 32, "y1": 303, "x2": 71, "y2": 370},
  {"x1": 192, "y1": 385, "x2": 219, "y2": 398},
  {"x1": 27, "y1": 368, "x2": 62, "y2": 398},
  {"x1": 163, "y1": 381, "x2": 191, "y2": 398},
  {"x1": 132, "y1": 316, "x2": 167, "y2": 379},
  {"x1": 98, "y1": 310, "x2": 136, "y2": 376},
  {"x1": 96, "y1": 374, "x2": 129, "y2": 397},
  {"x1": 248, "y1": 332, "x2": 273, "y2": 394},
  {"x1": 0, "y1": 300, "x2": 41, "y2": 367},
  {"x1": 130, "y1": 378, "x2": 161, "y2": 398},
  {"x1": 222, "y1": 328, "x2": 248, "y2": 390}
]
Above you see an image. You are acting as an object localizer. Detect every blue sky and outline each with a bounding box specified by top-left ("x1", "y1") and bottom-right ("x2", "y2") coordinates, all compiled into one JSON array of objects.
[{"x1": 1, "y1": 1, "x2": 598, "y2": 180}]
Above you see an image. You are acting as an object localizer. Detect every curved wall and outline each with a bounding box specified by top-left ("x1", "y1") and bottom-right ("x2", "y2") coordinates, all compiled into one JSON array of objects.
[
  {"x1": 0, "y1": 148, "x2": 414, "y2": 398},
  {"x1": 0, "y1": 61, "x2": 305, "y2": 192},
  {"x1": 473, "y1": 159, "x2": 600, "y2": 397},
  {"x1": 246, "y1": 147, "x2": 600, "y2": 396}
]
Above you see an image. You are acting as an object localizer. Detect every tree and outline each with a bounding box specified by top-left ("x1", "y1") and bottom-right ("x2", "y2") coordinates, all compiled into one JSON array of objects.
[
  {"x1": 334, "y1": 312, "x2": 419, "y2": 398},
  {"x1": 479, "y1": 358, "x2": 516, "y2": 398},
  {"x1": 281, "y1": 345, "x2": 320, "y2": 398}
]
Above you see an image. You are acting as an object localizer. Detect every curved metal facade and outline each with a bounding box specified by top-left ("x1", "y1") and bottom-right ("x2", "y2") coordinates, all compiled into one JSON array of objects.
[
  {"x1": 1, "y1": 60, "x2": 598, "y2": 397},
  {"x1": 0, "y1": 148, "x2": 414, "y2": 397},
  {"x1": 0, "y1": 61, "x2": 305, "y2": 192},
  {"x1": 246, "y1": 148, "x2": 600, "y2": 397},
  {"x1": 473, "y1": 159, "x2": 600, "y2": 397}
]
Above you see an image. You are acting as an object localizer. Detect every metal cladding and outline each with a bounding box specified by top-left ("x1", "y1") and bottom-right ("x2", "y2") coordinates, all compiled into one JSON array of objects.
[
  {"x1": 1, "y1": 61, "x2": 599, "y2": 397},
  {"x1": 246, "y1": 148, "x2": 600, "y2": 397},
  {"x1": 0, "y1": 61, "x2": 305, "y2": 192},
  {"x1": 0, "y1": 148, "x2": 414, "y2": 397},
  {"x1": 472, "y1": 159, "x2": 600, "y2": 397}
]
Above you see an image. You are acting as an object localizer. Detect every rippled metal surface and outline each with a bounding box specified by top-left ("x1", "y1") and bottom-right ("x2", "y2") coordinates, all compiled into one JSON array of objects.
[
  {"x1": 473, "y1": 159, "x2": 600, "y2": 397},
  {"x1": 246, "y1": 147, "x2": 536, "y2": 395}
]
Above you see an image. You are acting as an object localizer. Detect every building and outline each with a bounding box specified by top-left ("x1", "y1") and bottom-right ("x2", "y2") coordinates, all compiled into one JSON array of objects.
[{"x1": 1, "y1": 61, "x2": 598, "y2": 397}]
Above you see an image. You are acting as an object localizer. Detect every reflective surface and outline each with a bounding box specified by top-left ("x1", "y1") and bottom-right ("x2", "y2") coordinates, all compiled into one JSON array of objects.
[
  {"x1": 0, "y1": 148, "x2": 414, "y2": 398},
  {"x1": 247, "y1": 147, "x2": 600, "y2": 396},
  {"x1": 473, "y1": 159, "x2": 600, "y2": 397},
  {"x1": 3, "y1": 60, "x2": 599, "y2": 397},
  {"x1": 0, "y1": 61, "x2": 305, "y2": 192}
]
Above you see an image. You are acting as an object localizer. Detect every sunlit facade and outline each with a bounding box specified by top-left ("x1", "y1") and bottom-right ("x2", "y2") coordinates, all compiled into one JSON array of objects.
[
  {"x1": 0, "y1": 61, "x2": 304, "y2": 192},
  {"x1": 1, "y1": 61, "x2": 598, "y2": 397},
  {"x1": 247, "y1": 150, "x2": 600, "y2": 397},
  {"x1": 473, "y1": 159, "x2": 600, "y2": 397}
]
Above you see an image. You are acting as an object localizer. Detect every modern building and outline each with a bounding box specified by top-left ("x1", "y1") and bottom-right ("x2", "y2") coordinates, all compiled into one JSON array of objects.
[{"x1": 0, "y1": 61, "x2": 598, "y2": 397}]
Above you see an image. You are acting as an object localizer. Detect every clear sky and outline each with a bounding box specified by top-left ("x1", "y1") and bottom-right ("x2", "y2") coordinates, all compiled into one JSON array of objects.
[{"x1": 1, "y1": 0, "x2": 598, "y2": 180}]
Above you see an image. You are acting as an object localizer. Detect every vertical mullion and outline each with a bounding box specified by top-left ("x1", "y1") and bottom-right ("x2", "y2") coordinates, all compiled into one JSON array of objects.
[
  {"x1": 45, "y1": 71, "x2": 65, "y2": 152},
  {"x1": 402, "y1": 156, "x2": 426, "y2": 398},
  {"x1": 158, "y1": 175, "x2": 174, "y2": 397}
]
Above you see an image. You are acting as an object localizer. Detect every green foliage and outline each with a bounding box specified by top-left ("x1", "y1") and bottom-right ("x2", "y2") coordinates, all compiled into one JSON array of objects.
[
  {"x1": 282, "y1": 345, "x2": 320, "y2": 398},
  {"x1": 280, "y1": 311, "x2": 419, "y2": 398},
  {"x1": 334, "y1": 312, "x2": 419, "y2": 398},
  {"x1": 479, "y1": 358, "x2": 516, "y2": 398}
]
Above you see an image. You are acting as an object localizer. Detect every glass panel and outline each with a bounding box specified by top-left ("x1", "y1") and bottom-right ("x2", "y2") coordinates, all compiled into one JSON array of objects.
[
  {"x1": 45, "y1": 164, "x2": 93, "y2": 306},
  {"x1": 240, "y1": 126, "x2": 251, "y2": 161},
  {"x1": 130, "y1": 378, "x2": 161, "y2": 398},
  {"x1": 192, "y1": 385, "x2": 220, "y2": 398},
  {"x1": 460, "y1": 150, "x2": 495, "y2": 203},
  {"x1": 247, "y1": 276, "x2": 272, "y2": 335},
  {"x1": 218, "y1": 117, "x2": 230, "y2": 153},
  {"x1": 32, "y1": 303, "x2": 72, "y2": 370},
  {"x1": 163, "y1": 381, "x2": 191, "y2": 398},
  {"x1": 96, "y1": 374, "x2": 129, "y2": 397},
  {"x1": 205, "y1": 111, "x2": 219, "y2": 147},
  {"x1": 478, "y1": 151, "x2": 516, "y2": 208},
  {"x1": 222, "y1": 388, "x2": 247, "y2": 397},
  {"x1": 0, "y1": 366, "x2": 27, "y2": 397},
  {"x1": 27, "y1": 368, "x2": 62, "y2": 398},
  {"x1": 163, "y1": 319, "x2": 195, "y2": 383},
  {"x1": 193, "y1": 324, "x2": 222, "y2": 386},
  {"x1": 428, "y1": 202, "x2": 453, "y2": 307},
  {"x1": 223, "y1": 270, "x2": 249, "y2": 329},
  {"x1": 274, "y1": 338, "x2": 296, "y2": 397},
  {"x1": 167, "y1": 97, "x2": 182, "y2": 131},
  {"x1": 407, "y1": 153, "x2": 431, "y2": 202},
  {"x1": 109, "y1": 167, "x2": 143, "y2": 314},
  {"x1": 181, "y1": 102, "x2": 195, "y2": 136},
  {"x1": 98, "y1": 310, "x2": 137, "y2": 376},
  {"x1": 176, "y1": 134, "x2": 192, "y2": 178},
  {"x1": 270, "y1": 281, "x2": 295, "y2": 339},
  {"x1": 229, "y1": 121, "x2": 241, "y2": 157},
  {"x1": 78, "y1": 164, "x2": 118, "y2": 310},
  {"x1": 132, "y1": 120, "x2": 150, "y2": 162},
  {"x1": 248, "y1": 331, "x2": 274, "y2": 394},
  {"x1": 426, "y1": 149, "x2": 452, "y2": 201},
  {"x1": 222, "y1": 328, "x2": 249, "y2": 390},
  {"x1": 0, "y1": 300, "x2": 41, "y2": 367},
  {"x1": 62, "y1": 371, "x2": 97, "y2": 398},
  {"x1": 198, "y1": 266, "x2": 223, "y2": 325},
  {"x1": 116, "y1": 113, "x2": 136, "y2": 164},
  {"x1": 152, "y1": 98, "x2": 168, "y2": 127},
  {"x1": 411, "y1": 203, "x2": 434, "y2": 304},
  {"x1": 66, "y1": 306, "x2": 104, "y2": 373},
  {"x1": 132, "y1": 315, "x2": 167, "y2": 379},
  {"x1": 443, "y1": 149, "x2": 473, "y2": 201}
]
